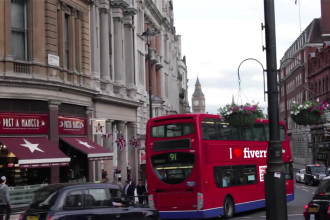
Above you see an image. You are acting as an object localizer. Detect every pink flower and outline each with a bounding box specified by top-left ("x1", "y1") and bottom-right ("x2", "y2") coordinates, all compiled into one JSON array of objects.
[
  {"x1": 309, "y1": 108, "x2": 313, "y2": 111},
  {"x1": 319, "y1": 112, "x2": 322, "y2": 115}
]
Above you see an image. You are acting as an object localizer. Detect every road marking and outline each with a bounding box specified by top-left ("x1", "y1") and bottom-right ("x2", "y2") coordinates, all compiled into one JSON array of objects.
[
  {"x1": 312, "y1": 192, "x2": 315, "y2": 194},
  {"x1": 288, "y1": 214, "x2": 303, "y2": 216},
  {"x1": 303, "y1": 189, "x2": 309, "y2": 192}
]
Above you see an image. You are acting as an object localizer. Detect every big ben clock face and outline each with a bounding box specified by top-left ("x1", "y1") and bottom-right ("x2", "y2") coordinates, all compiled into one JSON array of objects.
[{"x1": 194, "y1": 100, "x2": 199, "y2": 106}]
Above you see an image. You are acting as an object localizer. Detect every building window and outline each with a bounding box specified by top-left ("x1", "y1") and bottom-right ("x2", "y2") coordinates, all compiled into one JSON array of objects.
[
  {"x1": 65, "y1": 14, "x2": 70, "y2": 69},
  {"x1": 138, "y1": 51, "x2": 144, "y2": 85},
  {"x1": 11, "y1": 0, "x2": 28, "y2": 61}
]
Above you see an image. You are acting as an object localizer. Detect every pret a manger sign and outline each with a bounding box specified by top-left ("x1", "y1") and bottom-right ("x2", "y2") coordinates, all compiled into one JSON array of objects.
[
  {"x1": 229, "y1": 148, "x2": 267, "y2": 159},
  {"x1": 0, "y1": 114, "x2": 48, "y2": 134}
]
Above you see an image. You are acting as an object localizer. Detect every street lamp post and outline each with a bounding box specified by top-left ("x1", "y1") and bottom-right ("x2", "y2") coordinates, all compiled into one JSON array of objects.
[
  {"x1": 142, "y1": 28, "x2": 154, "y2": 119},
  {"x1": 263, "y1": 0, "x2": 288, "y2": 219}
]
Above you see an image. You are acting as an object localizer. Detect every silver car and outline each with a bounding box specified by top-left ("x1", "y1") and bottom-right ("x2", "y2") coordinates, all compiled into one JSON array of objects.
[{"x1": 296, "y1": 169, "x2": 305, "y2": 183}]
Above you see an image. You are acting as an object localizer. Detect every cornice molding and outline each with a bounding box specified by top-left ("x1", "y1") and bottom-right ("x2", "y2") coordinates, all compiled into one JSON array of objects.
[
  {"x1": 94, "y1": 94, "x2": 143, "y2": 108},
  {"x1": 123, "y1": 7, "x2": 138, "y2": 16},
  {"x1": 110, "y1": 0, "x2": 129, "y2": 9},
  {"x1": 144, "y1": 0, "x2": 162, "y2": 25}
]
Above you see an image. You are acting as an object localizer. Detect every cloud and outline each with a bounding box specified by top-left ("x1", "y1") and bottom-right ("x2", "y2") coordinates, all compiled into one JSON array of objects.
[{"x1": 174, "y1": 0, "x2": 321, "y2": 114}]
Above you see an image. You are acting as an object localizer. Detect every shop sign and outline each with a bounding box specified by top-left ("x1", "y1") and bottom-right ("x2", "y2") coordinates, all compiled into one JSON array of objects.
[
  {"x1": 59, "y1": 116, "x2": 86, "y2": 135},
  {"x1": 0, "y1": 114, "x2": 48, "y2": 134},
  {"x1": 89, "y1": 156, "x2": 113, "y2": 161},
  {"x1": 20, "y1": 162, "x2": 69, "y2": 168},
  {"x1": 317, "y1": 153, "x2": 328, "y2": 161},
  {"x1": 139, "y1": 150, "x2": 146, "y2": 165},
  {"x1": 92, "y1": 120, "x2": 106, "y2": 135}
]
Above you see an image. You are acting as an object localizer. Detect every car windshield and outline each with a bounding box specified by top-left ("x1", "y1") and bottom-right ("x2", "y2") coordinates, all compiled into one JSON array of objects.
[
  {"x1": 30, "y1": 190, "x2": 58, "y2": 210},
  {"x1": 300, "y1": 169, "x2": 305, "y2": 174},
  {"x1": 315, "y1": 179, "x2": 330, "y2": 195},
  {"x1": 311, "y1": 166, "x2": 326, "y2": 173}
]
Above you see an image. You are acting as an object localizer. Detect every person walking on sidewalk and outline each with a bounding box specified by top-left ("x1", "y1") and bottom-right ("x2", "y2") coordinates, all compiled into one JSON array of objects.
[{"x1": 0, "y1": 176, "x2": 11, "y2": 220}]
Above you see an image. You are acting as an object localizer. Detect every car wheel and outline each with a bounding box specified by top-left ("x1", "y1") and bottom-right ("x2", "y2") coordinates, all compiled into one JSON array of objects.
[
  {"x1": 223, "y1": 196, "x2": 235, "y2": 219},
  {"x1": 296, "y1": 178, "x2": 298, "y2": 183},
  {"x1": 304, "y1": 180, "x2": 308, "y2": 185}
]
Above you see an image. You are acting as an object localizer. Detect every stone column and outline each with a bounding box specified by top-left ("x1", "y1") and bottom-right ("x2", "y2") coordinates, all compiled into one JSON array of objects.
[
  {"x1": 113, "y1": 17, "x2": 125, "y2": 85},
  {"x1": 103, "y1": 120, "x2": 114, "y2": 182},
  {"x1": 31, "y1": 0, "x2": 46, "y2": 64},
  {"x1": 152, "y1": 65, "x2": 157, "y2": 95},
  {"x1": 124, "y1": 13, "x2": 135, "y2": 88},
  {"x1": 48, "y1": 100, "x2": 61, "y2": 184},
  {"x1": 94, "y1": 134, "x2": 102, "y2": 181},
  {"x1": 100, "y1": 8, "x2": 111, "y2": 81},
  {"x1": 86, "y1": 106, "x2": 95, "y2": 182},
  {"x1": 156, "y1": 69, "x2": 162, "y2": 99},
  {"x1": 90, "y1": 3, "x2": 100, "y2": 78},
  {"x1": 127, "y1": 123, "x2": 137, "y2": 182},
  {"x1": 117, "y1": 121, "x2": 128, "y2": 181}
]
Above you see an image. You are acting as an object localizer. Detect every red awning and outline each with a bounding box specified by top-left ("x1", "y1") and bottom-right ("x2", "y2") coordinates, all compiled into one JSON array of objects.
[
  {"x1": 0, "y1": 137, "x2": 70, "y2": 168},
  {"x1": 60, "y1": 137, "x2": 113, "y2": 161}
]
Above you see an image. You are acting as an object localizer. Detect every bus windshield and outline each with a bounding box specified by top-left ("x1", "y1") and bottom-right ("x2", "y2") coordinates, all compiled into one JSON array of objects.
[{"x1": 151, "y1": 152, "x2": 195, "y2": 184}]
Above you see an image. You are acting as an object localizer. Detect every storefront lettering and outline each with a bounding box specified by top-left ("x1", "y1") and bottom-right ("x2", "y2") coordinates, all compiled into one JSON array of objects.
[
  {"x1": 63, "y1": 120, "x2": 83, "y2": 129},
  {"x1": 2, "y1": 118, "x2": 44, "y2": 128}
]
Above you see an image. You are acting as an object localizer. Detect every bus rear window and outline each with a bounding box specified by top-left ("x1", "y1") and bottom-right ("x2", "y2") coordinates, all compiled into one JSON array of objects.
[
  {"x1": 151, "y1": 123, "x2": 194, "y2": 138},
  {"x1": 151, "y1": 152, "x2": 195, "y2": 184}
]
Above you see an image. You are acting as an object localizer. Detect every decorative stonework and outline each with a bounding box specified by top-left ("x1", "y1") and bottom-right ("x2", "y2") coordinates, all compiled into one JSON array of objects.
[
  {"x1": 123, "y1": 7, "x2": 138, "y2": 16},
  {"x1": 99, "y1": 8, "x2": 109, "y2": 14},
  {"x1": 77, "y1": 11, "x2": 84, "y2": 20},
  {"x1": 61, "y1": 2, "x2": 71, "y2": 13},
  {"x1": 110, "y1": 0, "x2": 129, "y2": 9},
  {"x1": 113, "y1": 17, "x2": 123, "y2": 23},
  {"x1": 72, "y1": 8, "x2": 77, "y2": 17}
]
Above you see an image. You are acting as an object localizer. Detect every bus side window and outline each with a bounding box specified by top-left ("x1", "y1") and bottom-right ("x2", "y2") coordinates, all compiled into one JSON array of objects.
[
  {"x1": 202, "y1": 119, "x2": 217, "y2": 140},
  {"x1": 253, "y1": 124, "x2": 266, "y2": 141},
  {"x1": 214, "y1": 165, "x2": 257, "y2": 188},
  {"x1": 264, "y1": 124, "x2": 286, "y2": 141},
  {"x1": 216, "y1": 120, "x2": 231, "y2": 140}
]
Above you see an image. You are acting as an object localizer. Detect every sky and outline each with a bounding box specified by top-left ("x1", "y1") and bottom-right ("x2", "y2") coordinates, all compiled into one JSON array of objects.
[{"x1": 173, "y1": 0, "x2": 321, "y2": 114}]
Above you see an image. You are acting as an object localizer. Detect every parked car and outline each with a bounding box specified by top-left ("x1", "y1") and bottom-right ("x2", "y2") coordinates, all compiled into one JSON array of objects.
[
  {"x1": 304, "y1": 164, "x2": 327, "y2": 186},
  {"x1": 296, "y1": 169, "x2": 306, "y2": 183},
  {"x1": 304, "y1": 176, "x2": 330, "y2": 219},
  {"x1": 19, "y1": 182, "x2": 160, "y2": 220}
]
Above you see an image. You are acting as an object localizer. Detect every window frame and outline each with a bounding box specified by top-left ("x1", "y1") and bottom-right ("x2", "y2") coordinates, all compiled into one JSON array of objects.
[
  {"x1": 64, "y1": 13, "x2": 70, "y2": 69},
  {"x1": 214, "y1": 164, "x2": 258, "y2": 188},
  {"x1": 151, "y1": 123, "x2": 195, "y2": 138},
  {"x1": 84, "y1": 188, "x2": 112, "y2": 209},
  {"x1": 11, "y1": 0, "x2": 29, "y2": 61},
  {"x1": 202, "y1": 118, "x2": 287, "y2": 142},
  {"x1": 63, "y1": 190, "x2": 84, "y2": 210}
]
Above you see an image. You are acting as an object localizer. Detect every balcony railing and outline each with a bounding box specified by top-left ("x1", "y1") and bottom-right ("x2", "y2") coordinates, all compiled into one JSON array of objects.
[{"x1": 14, "y1": 63, "x2": 30, "y2": 74}]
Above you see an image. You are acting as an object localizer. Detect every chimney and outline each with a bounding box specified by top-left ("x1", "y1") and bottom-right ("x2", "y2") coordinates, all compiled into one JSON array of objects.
[{"x1": 321, "y1": 0, "x2": 330, "y2": 37}]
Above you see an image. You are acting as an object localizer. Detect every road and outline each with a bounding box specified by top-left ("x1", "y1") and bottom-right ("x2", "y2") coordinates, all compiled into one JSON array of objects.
[{"x1": 226, "y1": 171, "x2": 314, "y2": 220}]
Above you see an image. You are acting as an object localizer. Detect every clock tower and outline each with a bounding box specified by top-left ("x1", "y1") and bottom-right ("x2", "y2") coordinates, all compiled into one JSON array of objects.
[{"x1": 192, "y1": 76, "x2": 206, "y2": 113}]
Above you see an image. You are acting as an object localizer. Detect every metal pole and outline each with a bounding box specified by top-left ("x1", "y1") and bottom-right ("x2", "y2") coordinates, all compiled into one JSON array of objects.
[
  {"x1": 263, "y1": 0, "x2": 288, "y2": 219},
  {"x1": 148, "y1": 44, "x2": 153, "y2": 119}
]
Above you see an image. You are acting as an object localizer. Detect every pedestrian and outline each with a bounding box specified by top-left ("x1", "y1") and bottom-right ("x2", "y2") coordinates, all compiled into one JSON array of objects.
[
  {"x1": 0, "y1": 176, "x2": 10, "y2": 220},
  {"x1": 137, "y1": 180, "x2": 146, "y2": 204},
  {"x1": 124, "y1": 180, "x2": 130, "y2": 199},
  {"x1": 116, "y1": 177, "x2": 123, "y2": 198},
  {"x1": 127, "y1": 180, "x2": 136, "y2": 202}
]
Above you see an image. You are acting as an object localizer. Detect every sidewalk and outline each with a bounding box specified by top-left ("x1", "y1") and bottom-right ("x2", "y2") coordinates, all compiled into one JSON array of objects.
[{"x1": 293, "y1": 163, "x2": 306, "y2": 171}]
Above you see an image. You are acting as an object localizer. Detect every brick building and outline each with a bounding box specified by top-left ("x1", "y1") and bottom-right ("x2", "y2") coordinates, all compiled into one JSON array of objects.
[{"x1": 278, "y1": 0, "x2": 330, "y2": 165}]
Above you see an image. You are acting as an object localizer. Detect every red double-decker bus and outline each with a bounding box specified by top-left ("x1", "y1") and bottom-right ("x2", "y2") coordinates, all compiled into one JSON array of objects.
[{"x1": 146, "y1": 113, "x2": 294, "y2": 219}]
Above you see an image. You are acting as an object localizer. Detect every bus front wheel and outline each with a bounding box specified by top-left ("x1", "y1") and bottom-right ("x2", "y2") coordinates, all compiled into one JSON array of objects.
[{"x1": 223, "y1": 196, "x2": 235, "y2": 219}]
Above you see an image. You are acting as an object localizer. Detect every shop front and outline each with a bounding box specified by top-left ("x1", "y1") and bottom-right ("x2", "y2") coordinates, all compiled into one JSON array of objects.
[
  {"x1": 0, "y1": 113, "x2": 70, "y2": 186},
  {"x1": 58, "y1": 116, "x2": 113, "y2": 182}
]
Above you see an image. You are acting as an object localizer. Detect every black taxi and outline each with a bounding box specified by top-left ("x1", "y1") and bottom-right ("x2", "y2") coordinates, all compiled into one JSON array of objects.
[
  {"x1": 304, "y1": 164, "x2": 327, "y2": 186},
  {"x1": 304, "y1": 176, "x2": 330, "y2": 220},
  {"x1": 18, "y1": 182, "x2": 159, "y2": 220}
]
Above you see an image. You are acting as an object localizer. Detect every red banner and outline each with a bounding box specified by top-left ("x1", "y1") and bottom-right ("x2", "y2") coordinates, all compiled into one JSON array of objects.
[
  {"x1": 0, "y1": 114, "x2": 48, "y2": 134},
  {"x1": 59, "y1": 116, "x2": 86, "y2": 135}
]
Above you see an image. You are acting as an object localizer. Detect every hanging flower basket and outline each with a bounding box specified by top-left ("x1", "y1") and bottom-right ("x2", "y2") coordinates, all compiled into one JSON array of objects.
[
  {"x1": 291, "y1": 99, "x2": 327, "y2": 125},
  {"x1": 219, "y1": 102, "x2": 264, "y2": 128}
]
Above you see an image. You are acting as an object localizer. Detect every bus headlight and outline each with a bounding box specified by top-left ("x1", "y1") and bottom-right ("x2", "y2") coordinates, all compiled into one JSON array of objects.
[
  {"x1": 148, "y1": 194, "x2": 154, "y2": 208},
  {"x1": 197, "y1": 192, "x2": 203, "y2": 211}
]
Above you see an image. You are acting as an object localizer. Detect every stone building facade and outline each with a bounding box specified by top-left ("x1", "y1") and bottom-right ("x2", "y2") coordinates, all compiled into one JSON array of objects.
[{"x1": 0, "y1": 0, "x2": 189, "y2": 184}]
